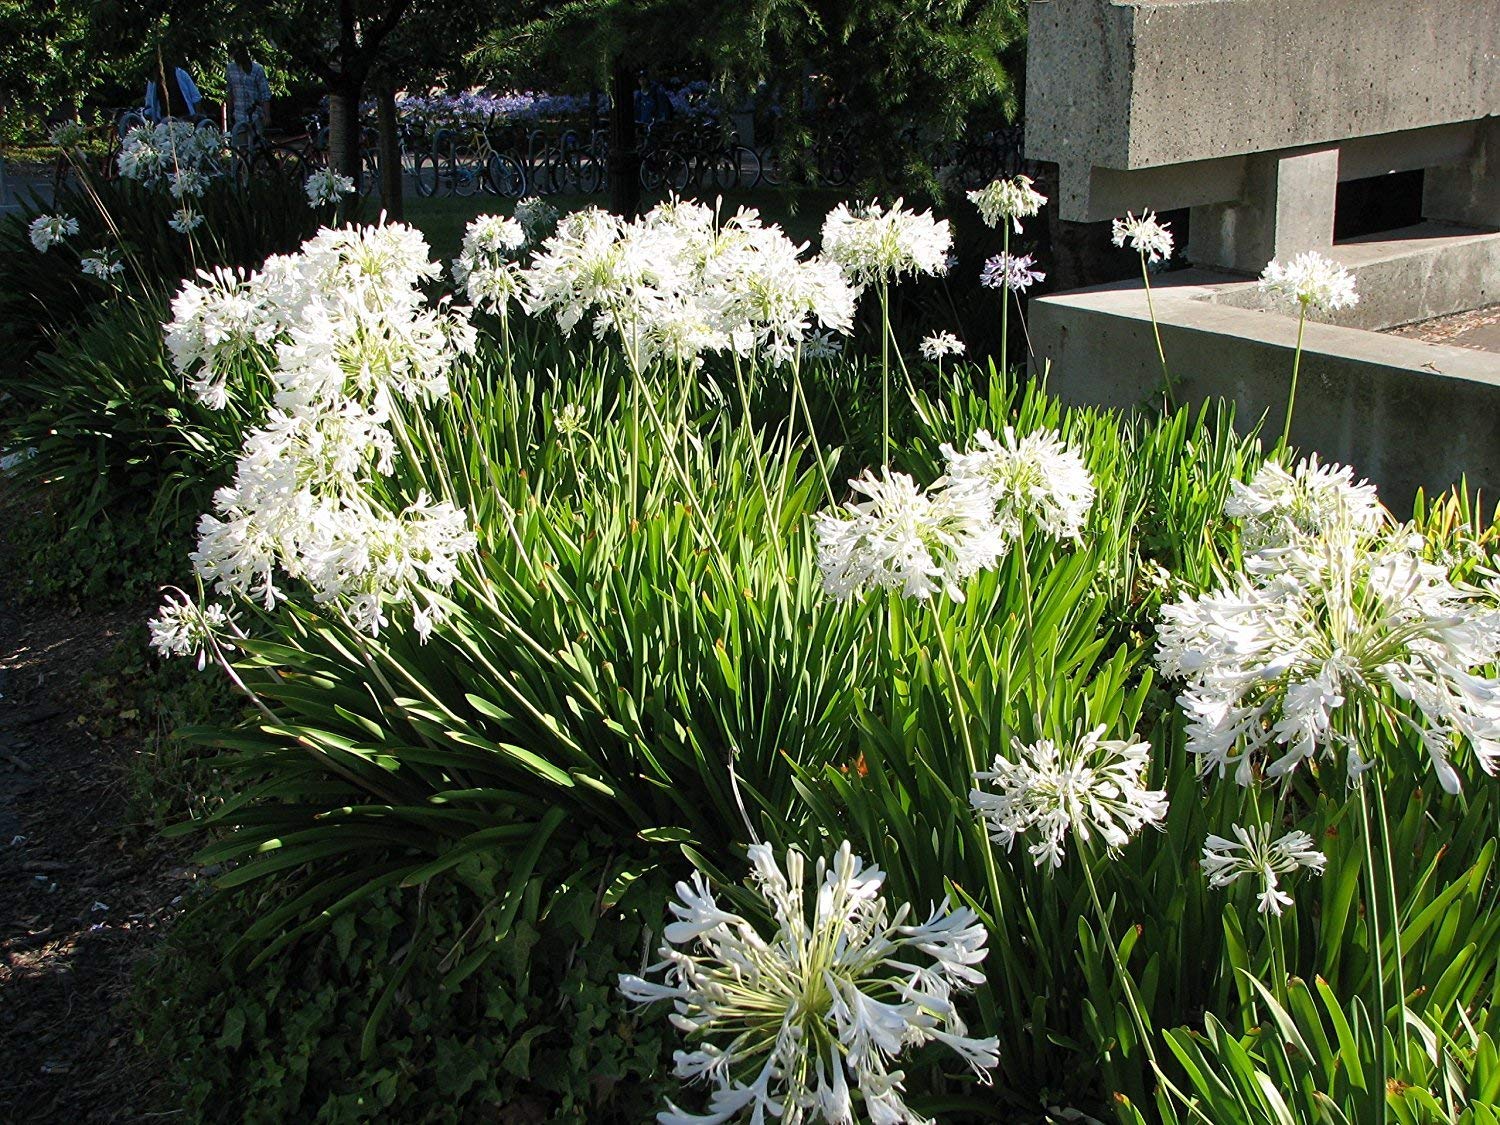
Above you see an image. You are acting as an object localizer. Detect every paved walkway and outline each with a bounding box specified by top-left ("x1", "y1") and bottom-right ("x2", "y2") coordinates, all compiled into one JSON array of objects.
[{"x1": 1389, "y1": 304, "x2": 1500, "y2": 355}]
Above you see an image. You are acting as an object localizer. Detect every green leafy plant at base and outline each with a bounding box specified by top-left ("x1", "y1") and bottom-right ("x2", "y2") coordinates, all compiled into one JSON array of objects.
[{"x1": 135, "y1": 837, "x2": 675, "y2": 1124}]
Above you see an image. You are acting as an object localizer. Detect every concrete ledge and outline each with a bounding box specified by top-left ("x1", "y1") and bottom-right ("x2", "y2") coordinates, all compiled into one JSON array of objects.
[{"x1": 1029, "y1": 265, "x2": 1500, "y2": 510}]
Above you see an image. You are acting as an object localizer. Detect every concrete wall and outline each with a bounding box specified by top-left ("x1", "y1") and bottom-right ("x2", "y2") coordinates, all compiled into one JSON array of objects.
[
  {"x1": 1027, "y1": 0, "x2": 1500, "y2": 221},
  {"x1": 1028, "y1": 267, "x2": 1500, "y2": 512}
]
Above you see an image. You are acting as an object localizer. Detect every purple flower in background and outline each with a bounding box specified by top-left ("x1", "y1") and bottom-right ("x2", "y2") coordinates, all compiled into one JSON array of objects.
[{"x1": 981, "y1": 252, "x2": 1046, "y2": 293}]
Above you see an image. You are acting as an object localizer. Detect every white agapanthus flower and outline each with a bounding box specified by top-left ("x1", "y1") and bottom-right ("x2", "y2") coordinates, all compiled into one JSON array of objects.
[
  {"x1": 1110, "y1": 210, "x2": 1175, "y2": 264},
  {"x1": 80, "y1": 248, "x2": 123, "y2": 279},
  {"x1": 619, "y1": 841, "x2": 997, "y2": 1125},
  {"x1": 801, "y1": 329, "x2": 843, "y2": 360},
  {"x1": 1225, "y1": 455, "x2": 1384, "y2": 570},
  {"x1": 304, "y1": 167, "x2": 356, "y2": 207},
  {"x1": 1259, "y1": 252, "x2": 1359, "y2": 314},
  {"x1": 813, "y1": 468, "x2": 1007, "y2": 603},
  {"x1": 29, "y1": 213, "x2": 79, "y2": 252},
  {"x1": 513, "y1": 196, "x2": 559, "y2": 245},
  {"x1": 1157, "y1": 493, "x2": 1500, "y2": 792},
  {"x1": 149, "y1": 596, "x2": 232, "y2": 670},
  {"x1": 940, "y1": 427, "x2": 1095, "y2": 542},
  {"x1": 168, "y1": 168, "x2": 209, "y2": 199},
  {"x1": 50, "y1": 120, "x2": 88, "y2": 150},
  {"x1": 168, "y1": 206, "x2": 204, "y2": 234},
  {"x1": 167, "y1": 223, "x2": 478, "y2": 638},
  {"x1": 521, "y1": 200, "x2": 856, "y2": 366},
  {"x1": 919, "y1": 331, "x2": 965, "y2": 361},
  {"x1": 1201, "y1": 823, "x2": 1327, "y2": 915},
  {"x1": 117, "y1": 120, "x2": 225, "y2": 187},
  {"x1": 971, "y1": 726, "x2": 1168, "y2": 868},
  {"x1": 967, "y1": 175, "x2": 1048, "y2": 233},
  {"x1": 819, "y1": 198, "x2": 952, "y2": 286}
]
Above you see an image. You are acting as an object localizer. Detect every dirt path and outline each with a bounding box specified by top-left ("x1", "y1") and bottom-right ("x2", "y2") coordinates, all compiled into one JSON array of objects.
[{"x1": 0, "y1": 591, "x2": 185, "y2": 1120}]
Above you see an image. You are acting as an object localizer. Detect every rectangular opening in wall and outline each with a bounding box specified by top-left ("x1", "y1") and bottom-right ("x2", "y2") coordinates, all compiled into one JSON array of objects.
[{"x1": 1334, "y1": 169, "x2": 1425, "y2": 241}]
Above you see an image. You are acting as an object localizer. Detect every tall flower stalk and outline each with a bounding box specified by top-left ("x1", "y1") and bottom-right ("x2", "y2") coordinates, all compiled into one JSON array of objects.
[
  {"x1": 970, "y1": 176, "x2": 1047, "y2": 382},
  {"x1": 1260, "y1": 251, "x2": 1359, "y2": 453},
  {"x1": 1112, "y1": 210, "x2": 1176, "y2": 408}
]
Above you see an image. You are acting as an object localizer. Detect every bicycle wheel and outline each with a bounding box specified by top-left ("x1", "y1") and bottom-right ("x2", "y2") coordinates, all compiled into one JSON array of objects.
[
  {"x1": 709, "y1": 151, "x2": 740, "y2": 192},
  {"x1": 574, "y1": 151, "x2": 602, "y2": 194},
  {"x1": 485, "y1": 152, "x2": 527, "y2": 198},
  {"x1": 413, "y1": 148, "x2": 440, "y2": 197},
  {"x1": 733, "y1": 146, "x2": 762, "y2": 190},
  {"x1": 449, "y1": 140, "x2": 480, "y2": 197},
  {"x1": 666, "y1": 152, "x2": 693, "y2": 193}
]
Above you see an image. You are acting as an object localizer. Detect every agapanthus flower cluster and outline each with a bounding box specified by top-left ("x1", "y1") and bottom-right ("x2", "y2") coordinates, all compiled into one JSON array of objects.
[
  {"x1": 49, "y1": 120, "x2": 88, "y2": 150},
  {"x1": 29, "y1": 213, "x2": 79, "y2": 253},
  {"x1": 1201, "y1": 823, "x2": 1327, "y2": 915},
  {"x1": 452, "y1": 214, "x2": 527, "y2": 315},
  {"x1": 148, "y1": 595, "x2": 232, "y2": 670},
  {"x1": 919, "y1": 331, "x2": 965, "y2": 361},
  {"x1": 1156, "y1": 456, "x2": 1500, "y2": 792},
  {"x1": 117, "y1": 120, "x2": 225, "y2": 187},
  {"x1": 967, "y1": 174, "x2": 1048, "y2": 233},
  {"x1": 1259, "y1": 251, "x2": 1359, "y2": 314},
  {"x1": 304, "y1": 168, "x2": 355, "y2": 207},
  {"x1": 939, "y1": 427, "x2": 1095, "y2": 542},
  {"x1": 80, "y1": 248, "x2": 123, "y2": 279},
  {"x1": 619, "y1": 841, "x2": 997, "y2": 1124},
  {"x1": 164, "y1": 223, "x2": 478, "y2": 640},
  {"x1": 1111, "y1": 210, "x2": 1175, "y2": 263},
  {"x1": 979, "y1": 252, "x2": 1045, "y2": 293},
  {"x1": 970, "y1": 727, "x2": 1168, "y2": 868},
  {"x1": 815, "y1": 427, "x2": 1095, "y2": 604},
  {"x1": 523, "y1": 199, "x2": 857, "y2": 366},
  {"x1": 168, "y1": 207, "x2": 204, "y2": 234},
  {"x1": 820, "y1": 198, "x2": 952, "y2": 287},
  {"x1": 168, "y1": 168, "x2": 209, "y2": 199},
  {"x1": 513, "y1": 196, "x2": 559, "y2": 245},
  {"x1": 813, "y1": 468, "x2": 1007, "y2": 603}
]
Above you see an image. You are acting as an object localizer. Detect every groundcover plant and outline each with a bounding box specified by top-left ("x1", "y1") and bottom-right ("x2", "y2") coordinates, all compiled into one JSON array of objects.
[{"x1": 146, "y1": 187, "x2": 1500, "y2": 1123}]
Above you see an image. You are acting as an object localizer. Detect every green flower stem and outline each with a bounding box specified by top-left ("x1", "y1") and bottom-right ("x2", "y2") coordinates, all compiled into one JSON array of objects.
[
  {"x1": 1280, "y1": 307, "x2": 1308, "y2": 455},
  {"x1": 880, "y1": 279, "x2": 892, "y2": 467},
  {"x1": 929, "y1": 602, "x2": 1007, "y2": 936},
  {"x1": 1358, "y1": 780, "x2": 1391, "y2": 1125},
  {"x1": 1000, "y1": 225, "x2": 1010, "y2": 379},
  {"x1": 1016, "y1": 518, "x2": 1044, "y2": 729},
  {"x1": 1141, "y1": 254, "x2": 1174, "y2": 410}
]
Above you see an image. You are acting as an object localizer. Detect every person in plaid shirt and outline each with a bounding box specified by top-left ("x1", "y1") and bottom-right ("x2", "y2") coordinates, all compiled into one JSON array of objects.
[{"x1": 226, "y1": 43, "x2": 271, "y2": 150}]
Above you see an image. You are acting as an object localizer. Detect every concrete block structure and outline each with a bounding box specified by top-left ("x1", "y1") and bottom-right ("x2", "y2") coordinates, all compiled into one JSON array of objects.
[
  {"x1": 1024, "y1": 0, "x2": 1500, "y2": 507},
  {"x1": 1026, "y1": 0, "x2": 1500, "y2": 272}
]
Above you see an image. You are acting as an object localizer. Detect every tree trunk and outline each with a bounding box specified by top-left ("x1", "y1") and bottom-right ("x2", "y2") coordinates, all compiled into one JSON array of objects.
[
  {"x1": 376, "y1": 84, "x2": 402, "y2": 221},
  {"x1": 327, "y1": 85, "x2": 363, "y2": 188},
  {"x1": 607, "y1": 57, "x2": 640, "y2": 219}
]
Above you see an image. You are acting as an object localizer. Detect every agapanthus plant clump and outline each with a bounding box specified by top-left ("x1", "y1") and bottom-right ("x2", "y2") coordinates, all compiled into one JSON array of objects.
[
  {"x1": 157, "y1": 222, "x2": 478, "y2": 641},
  {"x1": 29, "y1": 213, "x2": 79, "y2": 253},
  {"x1": 619, "y1": 841, "x2": 997, "y2": 1124},
  {"x1": 1201, "y1": 822, "x2": 1327, "y2": 916},
  {"x1": 971, "y1": 727, "x2": 1168, "y2": 868},
  {"x1": 1156, "y1": 456, "x2": 1500, "y2": 792}
]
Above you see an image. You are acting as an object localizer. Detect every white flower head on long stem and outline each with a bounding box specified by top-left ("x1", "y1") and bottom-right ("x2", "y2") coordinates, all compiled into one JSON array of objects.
[
  {"x1": 29, "y1": 214, "x2": 79, "y2": 253},
  {"x1": 1260, "y1": 252, "x2": 1359, "y2": 314},
  {"x1": 80, "y1": 248, "x2": 124, "y2": 279},
  {"x1": 149, "y1": 595, "x2": 233, "y2": 670},
  {"x1": 1225, "y1": 454, "x2": 1385, "y2": 571},
  {"x1": 1111, "y1": 210, "x2": 1174, "y2": 264},
  {"x1": 819, "y1": 198, "x2": 952, "y2": 287},
  {"x1": 813, "y1": 468, "x2": 1007, "y2": 603},
  {"x1": 1201, "y1": 823, "x2": 1326, "y2": 915},
  {"x1": 979, "y1": 252, "x2": 1045, "y2": 293},
  {"x1": 968, "y1": 175, "x2": 1048, "y2": 233},
  {"x1": 513, "y1": 196, "x2": 559, "y2": 245},
  {"x1": 169, "y1": 206, "x2": 204, "y2": 234},
  {"x1": 971, "y1": 726, "x2": 1168, "y2": 868},
  {"x1": 919, "y1": 331, "x2": 965, "y2": 361},
  {"x1": 304, "y1": 168, "x2": 355, "y2": 208},
  {"x1": 620, "y1": 841, "x2": 997, "y2": 1124},
  {"x1": 940, "y1": 427, "x2": 1095, "y2": 542}
]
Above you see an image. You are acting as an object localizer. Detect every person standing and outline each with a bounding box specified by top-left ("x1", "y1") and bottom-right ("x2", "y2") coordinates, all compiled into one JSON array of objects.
[{"x1": 226, "y1": 43, "x2": 272, "y2": 150}]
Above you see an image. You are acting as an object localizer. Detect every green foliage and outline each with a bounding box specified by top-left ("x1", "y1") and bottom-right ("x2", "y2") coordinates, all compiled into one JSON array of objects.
[{"x1": 135, "y1": 846, "x2": 675, "y2": 1123}]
